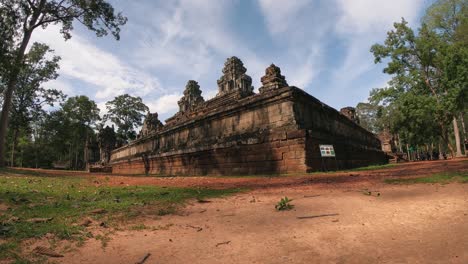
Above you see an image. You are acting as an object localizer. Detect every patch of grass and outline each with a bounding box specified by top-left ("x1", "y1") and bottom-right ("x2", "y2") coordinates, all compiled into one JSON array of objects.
[
  {"x1": 129, "y1": 224, "x2": 148, "y2": 231},
  {"x1": 348, "y1": 164, "x2": 396, "y2": 171},
  {"x1": 94, "y1": 234, "x2": 112, "y2": 248},
  {"x1": 0, "y1": 242, "x2": 19, "y2": 260},
  {"x1": 0, "y1": 171, "x2": 240, "y2": 262},
  {"x1": 384, "y1": 171, "x2": 468, "y2": 184}
]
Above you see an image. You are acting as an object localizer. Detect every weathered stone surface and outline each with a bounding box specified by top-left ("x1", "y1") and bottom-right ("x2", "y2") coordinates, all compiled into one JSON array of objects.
[
  {"x1": 139, "y1": 112, "x2": 163, "y2": 138},
  {"x1": 109, "y1": 58, "x2": 387, "y2": 175},
  {"x1": 178, "y1": 80, "x2": 205, "y2": 113},
  {"x1": 217, "y1": 56, "x2": 253, "y2": 97},
  {"x1": 378, "y1": 128, "x2": 396, "y2": 153},
  {"x1": 259, "y1": 64, "x2": 288, "y2": 93},
  {"x1": 340, "y1": 107, "x2": 360, "y2": 124}
]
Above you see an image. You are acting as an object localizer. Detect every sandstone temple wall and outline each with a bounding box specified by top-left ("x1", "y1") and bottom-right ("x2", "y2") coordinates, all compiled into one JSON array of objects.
[
  {"x1": 111, "y1": 88, "x2": 307, "y2": 175},
  {"x1": 109, "y1": 58, "x2": 387, "y2": 175},
  {"x1": 291, "y1": 89, "x2": 386, "y2": 170}
]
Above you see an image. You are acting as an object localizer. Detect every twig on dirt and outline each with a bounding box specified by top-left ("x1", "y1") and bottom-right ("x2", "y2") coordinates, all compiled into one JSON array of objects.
[
  {"x1": 135, "y1": 253, "x2": 151, "y2": 264},
  {"x1": 303, "y1": 195, "x2": 321, "y2": 198},
  {"x1": 197, "y1": 199, "x2": 212, "y2": 203},
  {"x1": 26, "y1": 217, "x2": 53, "y2": 223},
  {"x1": 91, "y1": 208, "x2": 107, "y2": 214},
  {"x1": 199, "y1": 209, "x2": 207, "y2": 213},
  {"x1": 215, "y1": 241, "x2": 231, "y2": 247},
  {"x1": 186, "y1": 224, "x2": 203, "y2": 232},
  {"x1": 34, "y1": 246, "x2": 64, "y2": 257},
  {"x1": 297, "y1": 213, "x2": 339, "y2": 219}
]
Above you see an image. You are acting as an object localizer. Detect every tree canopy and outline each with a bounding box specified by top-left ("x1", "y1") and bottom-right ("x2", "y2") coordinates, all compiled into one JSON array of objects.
[
  {"x1": 368, "y1": 0, "x2": 467, "y2": 156},
  {"x1": 104, "y1": 94, "x2": 149, "y2": 142},
  {"x1": 0, "y1": 0, "x2": 127, "y2": 166}
]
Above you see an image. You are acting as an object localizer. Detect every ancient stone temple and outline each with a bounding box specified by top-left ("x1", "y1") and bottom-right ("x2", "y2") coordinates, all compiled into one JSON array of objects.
[{"x1": 109, "y1": 57, "x2": 387, "y2": 175}]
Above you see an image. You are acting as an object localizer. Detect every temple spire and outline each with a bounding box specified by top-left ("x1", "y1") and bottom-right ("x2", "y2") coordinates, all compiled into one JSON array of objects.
[
  {"x1": 178, "y1": 80, "x2": 205, "y2": 113},
  {"x1": 216, "y1": 56, "x2": 253, "y2": 97},
  {"x1": 259, "y1": 64, "x2": 288, "y2": 93}
]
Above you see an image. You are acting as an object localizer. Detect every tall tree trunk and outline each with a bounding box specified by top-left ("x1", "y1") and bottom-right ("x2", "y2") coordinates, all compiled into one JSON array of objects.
[
  {"x1": 440, "y1": 125, "x2": 455, "y2": 157},
  {"x1": 0, "y1": 0, "x2": 46, "y2": 167},
  {"x1": 10, "y1": 129, "x2": 19, "y2": 167},
  {"x1": 460, "y1": 113, "x2": 467, "y2": 155},
  {"x1": 69, "y1": 144, "x2": 73, "y2": 169},
  {"x1": 453, "y1": 117, "x2": 463, "y2": 157},
  {"x1": 406, "y1": 143, "x2": 411, "y2": 161},
  {"x1": 397, "y1": 134, "x2": 403, "y2": 152},
  {"x1": 84, "y1": 129, "x2": 89, "y2": 170}
]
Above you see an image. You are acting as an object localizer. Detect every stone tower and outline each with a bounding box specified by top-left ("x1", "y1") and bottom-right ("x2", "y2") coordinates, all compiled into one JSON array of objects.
[
  {"x1": 217, "y1": 56, "x2": 254, "y2": 97},
  {"x1": 178, "y1": 80, "x2": 205, "y2": 113},
  {"x1": 139, "y1": 112, "x2": 163, "y2": 138},
  {"x1": 259, "y1": 64, "x2": 289, "y2": 93}
]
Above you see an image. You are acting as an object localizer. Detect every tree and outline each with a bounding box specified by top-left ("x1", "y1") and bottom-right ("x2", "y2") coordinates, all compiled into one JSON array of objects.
[
  {"x1": 61, "y1": 95, "x2": 100, "y2": 169},
  {"x1": 2, "y1": 42, "x2": 64, "y2": 166},
  {"x1": 423, "y1": 0, "x2": 468, "y2": 156},
  {"x1": 104, "y1": 94, "x2": 149, "y2": 142},
  {"x1": 423, "y1": 0, "x2": 468, "y2": 43},
  {"x1": 355, "y1": 102, "x2": 381, "y2": 134},
  {"x1": 0, "y1": 0, "x2": 127, "y2": 166},
  {"x1": 370, "y1": 17, "x2": 467, "y2": 157}
]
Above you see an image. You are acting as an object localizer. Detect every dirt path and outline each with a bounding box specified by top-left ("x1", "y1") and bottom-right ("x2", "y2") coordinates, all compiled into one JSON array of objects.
[
  {"x1": 60, "y1": 182, "x2": 468, "y2": 264},
  {"x1": 11, "y1": 159, "x2": 468, "y2": 263}
]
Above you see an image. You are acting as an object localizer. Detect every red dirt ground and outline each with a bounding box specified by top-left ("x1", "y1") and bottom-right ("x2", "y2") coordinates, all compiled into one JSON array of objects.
[
  {"x1": 9, "y1": 158, "x2": 468, "y2": 263},
  {"x1": 17, "y1": 158, "x2": 468, "y2": 190}
]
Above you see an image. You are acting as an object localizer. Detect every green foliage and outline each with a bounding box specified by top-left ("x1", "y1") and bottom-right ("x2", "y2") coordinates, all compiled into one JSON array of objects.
[
  {"x1": 1, "y1": 0, "x2": 127, "y2": 42},
  {"x1": 61, "y1": 96, "x2": 101, "y2": 127},
  {"x1": 28, "y1": 96, "x2": 101, "y2": 169},
  {"x1": 275, "y1": 197, "x2": 294, "y2": 211},
  {"x1": 104, "y1": 94, "x2": 149, "y2": 142},
  {"x1": 369, "y1": 2, "x2": 468, "y2": 152},
  {"x1": 384, "y1": 171, "x2": 468, "y2": 184},
  {"x1": 0, "y1": 0, "x2": 127, "y2": 167},
  {"x1": 423, "y1": 0, "x2": 468, "y2": 43},
  {"x1": 355, "y1": 102, "x2": 382, "y2": 133},
  {"x1": 3, "y1": 42, "x2": 64, "y2": 167}
]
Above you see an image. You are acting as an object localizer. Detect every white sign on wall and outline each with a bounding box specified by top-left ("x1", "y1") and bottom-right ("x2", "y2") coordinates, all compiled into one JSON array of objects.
[{"x1": 319, "y1": 144, "x2": 335, "y2": 157}]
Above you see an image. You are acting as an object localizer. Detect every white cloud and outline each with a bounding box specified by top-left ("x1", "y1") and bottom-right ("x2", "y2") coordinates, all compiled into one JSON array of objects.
[
  {"x1": 43, "y1": 79, "x2": 74, "y2": 96},
  {"x1": 146, "y1": 93, "x2": 181, "y2": 116},
  {"x1": 335, "y1": 0, "x2": 425, "y2": 35},
  {"x1": 33, "y1": 25, "x2": 163, "y2": 101},
  {"x1": 203, "y1": 89, "x2": 218, "y2": 100},
  {"x1": 257, "y1": 0, "x2": 311, "y2": 35},
  {"x1": 132, "y1": 0, "x2": 267, "y2": 88},
  {"x1": 256, "y1": 0, "x2": 335, "y2": 90}
]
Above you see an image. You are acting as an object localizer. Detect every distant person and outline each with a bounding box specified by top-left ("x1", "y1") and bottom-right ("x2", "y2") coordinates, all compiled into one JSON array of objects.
[{"x1": 442, "y1": 152, "x2": 447, "y2": 160}]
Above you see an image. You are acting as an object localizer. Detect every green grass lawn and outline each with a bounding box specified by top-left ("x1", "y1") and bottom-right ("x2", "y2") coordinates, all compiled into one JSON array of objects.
[
  {"x1": 0, "y1": 169, "x2": 240, "y2": 263},
  {"x1": 384, "y1": 171, "x2": 468, "y2": 184}
]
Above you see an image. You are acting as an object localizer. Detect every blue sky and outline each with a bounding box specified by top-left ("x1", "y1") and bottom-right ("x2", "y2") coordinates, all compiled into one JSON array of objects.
[{"x1": 33, "y1": 0, "x2": 434, "y2": 122}]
